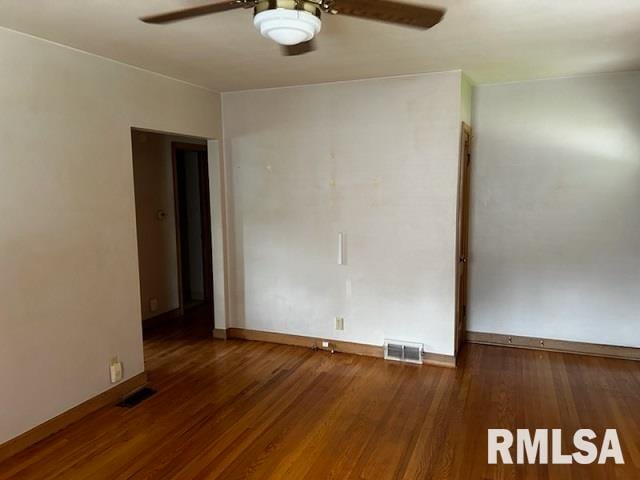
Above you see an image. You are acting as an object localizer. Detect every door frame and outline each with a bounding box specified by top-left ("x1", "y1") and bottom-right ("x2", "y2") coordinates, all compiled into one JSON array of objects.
[
  {"x1": 171, "y1": 141, "x2": 214, "y2": 325},
  {"x1": 454, "y1": 123, "x2": 472, "y2": 356}
]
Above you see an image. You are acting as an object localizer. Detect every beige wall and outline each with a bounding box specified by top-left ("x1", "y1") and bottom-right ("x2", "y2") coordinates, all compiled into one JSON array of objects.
[
  {"x1": 223, "y1": 71, "x2": 466, "y2": 356},
  {"x1": 0, "y1": 27, "x2": 222, "y2": 444},
  {"x1": 469, "y1": 71, "x2": 640, "y2": 347}
]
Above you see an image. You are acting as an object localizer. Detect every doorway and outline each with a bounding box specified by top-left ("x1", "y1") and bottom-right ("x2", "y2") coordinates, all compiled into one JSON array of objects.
[
  {"x1": 455, "y1": 123, "x2": 472, "y2": 356},
  {"x1": 131, "y1": 130, "x2": 214, "y2": 338}
]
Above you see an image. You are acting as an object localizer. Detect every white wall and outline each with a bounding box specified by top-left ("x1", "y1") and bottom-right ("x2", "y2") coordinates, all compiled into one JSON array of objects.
[
  {"x1": 469, "y1": 71, "x2": 640, "y2": 347},
  {"x1": 223, "y1": 72, "x2": 465, "y2": 355},
  {"x1": 0, "y1": 27, "x2": 221, "y2": 444}
]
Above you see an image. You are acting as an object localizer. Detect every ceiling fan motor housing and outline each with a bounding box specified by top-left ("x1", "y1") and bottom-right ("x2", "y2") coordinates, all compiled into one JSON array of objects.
[{"x1": 254, "y1": 0, "x2": 322, "y2": 46}]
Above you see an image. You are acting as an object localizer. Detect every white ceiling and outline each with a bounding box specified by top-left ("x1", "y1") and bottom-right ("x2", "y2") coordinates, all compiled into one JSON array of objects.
[{"x1": 1, "y1": 0, "x2": 639, "y2": 91}]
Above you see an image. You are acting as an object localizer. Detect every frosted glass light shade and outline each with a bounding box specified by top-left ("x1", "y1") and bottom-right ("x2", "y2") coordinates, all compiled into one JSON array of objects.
[{"x1": 253, "y1": 8, "x2": 321, "y2": 46}]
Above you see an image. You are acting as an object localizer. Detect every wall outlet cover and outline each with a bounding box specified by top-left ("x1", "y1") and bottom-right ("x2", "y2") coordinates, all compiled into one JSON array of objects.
[
  {"x1": 149, "y1": 298, "x2": 159, "y2": 313},
  {"x1": 110, "y1": 361, "x2": 123, "y2": 384}
]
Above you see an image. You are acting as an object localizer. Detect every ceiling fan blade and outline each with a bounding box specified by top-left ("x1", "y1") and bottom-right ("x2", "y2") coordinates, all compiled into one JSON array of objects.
[
  {"x1": 281, "y1": 39, "x2": 316, "y2": 56},
  {"x1": 332, "y1": 0, "x2": 445, "y2": 29},
  {"x1": 140, "y1": 1, "x2": 247, "y2": 24}
]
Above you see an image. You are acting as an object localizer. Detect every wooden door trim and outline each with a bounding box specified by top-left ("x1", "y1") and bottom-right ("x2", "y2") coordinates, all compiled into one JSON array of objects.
[
  {"x1": 171, "y1": 143, "x2": 184, "y2": 316},
  {"x1": 454, "y1": 122, "x2": 472, "y2": 356},
  {"x1": 198, "y1": 149, "x2": 214, "y2": 307}
]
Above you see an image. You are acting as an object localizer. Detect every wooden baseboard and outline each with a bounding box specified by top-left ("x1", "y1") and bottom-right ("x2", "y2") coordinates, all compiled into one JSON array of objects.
[
  {"x1": 466, "y1": 331, "x2": 640, "y2": 361},
  {"x1": 212, "y1": 328, "x2": 228, "y2": 340},
  {"x1": 422, "y1": 351, "x2": 457, "y2": 368},
  {"x1": 226, "y1": 328, "x2": 456, "y2": 368},
  {"x1": 0, "y1": 372, "x2": 147, "y2": 463}
]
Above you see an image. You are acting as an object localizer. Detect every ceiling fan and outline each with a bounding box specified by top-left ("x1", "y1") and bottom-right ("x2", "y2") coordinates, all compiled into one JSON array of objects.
[{"x1": 140, "y1": 0, "x2": 446, "y2": 56}]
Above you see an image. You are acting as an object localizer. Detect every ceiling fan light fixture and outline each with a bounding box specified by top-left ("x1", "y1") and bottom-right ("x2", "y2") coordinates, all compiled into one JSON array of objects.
[
  {"x1": 142, "y1": 0, "x2": 446, "y2": 56},
  {"x1": 253, "y1": 8, "x2": 321, "y2": 46}
]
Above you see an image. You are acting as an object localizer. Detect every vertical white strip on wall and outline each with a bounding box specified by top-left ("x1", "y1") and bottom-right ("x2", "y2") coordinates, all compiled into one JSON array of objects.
[{"x1": 337, "y1": 232, "x2": 345, "y2": 265}]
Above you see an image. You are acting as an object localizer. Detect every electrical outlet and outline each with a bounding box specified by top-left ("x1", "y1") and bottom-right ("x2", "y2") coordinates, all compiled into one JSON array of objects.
[
  {"x1": 335, "y1": 317, "x2": 344, "y2": 331},
  {"x1": 149, "y1": 298, "x2": 159, "y2": 313},
  {"x1": 320, "y1": 341, "x2": 336, "y2": 353},
  {"x1": 110, "y1": 358, "x2": 123, "y2": 384}
]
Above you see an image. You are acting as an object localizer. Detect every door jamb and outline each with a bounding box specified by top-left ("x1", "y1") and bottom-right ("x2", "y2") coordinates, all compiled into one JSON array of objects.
[
  {"x1": 454, "y1": 122, "x2": 472, "y2": 357},
  {"x1": 171, "y1": 142, "x2": 214, "y2": 324}
]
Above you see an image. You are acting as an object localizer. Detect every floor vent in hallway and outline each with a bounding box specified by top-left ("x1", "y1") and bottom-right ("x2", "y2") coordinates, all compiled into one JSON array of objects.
[{"x1": 117, "y1": 387, "x2": 157, "y2": 408}]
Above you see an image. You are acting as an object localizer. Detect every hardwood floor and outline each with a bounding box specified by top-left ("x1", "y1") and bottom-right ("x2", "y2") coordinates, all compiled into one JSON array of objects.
[{"x1": 1, "y1": 328, "x2": 639, "y2": 479}]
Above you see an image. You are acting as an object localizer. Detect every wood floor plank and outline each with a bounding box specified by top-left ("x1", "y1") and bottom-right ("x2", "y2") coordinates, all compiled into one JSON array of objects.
[{"x1": 1, "y1": 327, "x2": 638, "y2": 479}]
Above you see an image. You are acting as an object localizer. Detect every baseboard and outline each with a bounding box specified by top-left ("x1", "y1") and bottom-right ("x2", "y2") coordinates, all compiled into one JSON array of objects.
[
  {"x1": 226, "y1": 328, "x2": 456, "y2": 368},
  {"x1": 466, "y1": 331, "x2": 640, "y2": 361},
  {"x1": 212, "y1": 328, "x2": 228, "y2": 340},
  {"x1": 422, "y1": 351, "x2": 457, "y2": 368},
  {"x1": 0, "y1": 372, "x2": 147, "y2": 463}
]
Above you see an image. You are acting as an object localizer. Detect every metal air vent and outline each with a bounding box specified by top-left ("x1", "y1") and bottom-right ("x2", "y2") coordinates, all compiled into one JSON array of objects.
[{"x1": 384, "y1": 340, "x2": 424, "y2": 364}]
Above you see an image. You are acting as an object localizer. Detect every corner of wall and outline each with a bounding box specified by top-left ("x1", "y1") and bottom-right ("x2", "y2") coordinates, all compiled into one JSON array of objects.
[{"x1": 460, "y1": 73, "x2": 473, "y2": 127}]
